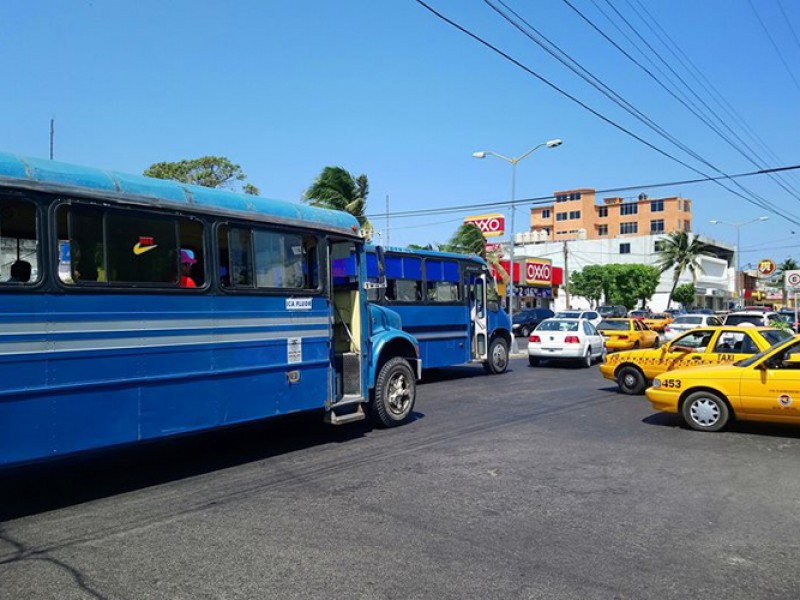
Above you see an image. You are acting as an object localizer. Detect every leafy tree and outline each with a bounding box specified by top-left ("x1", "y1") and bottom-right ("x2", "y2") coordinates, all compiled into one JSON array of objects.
[
  {"x1": 407, "y1": 243, "x2": 437, "y2": 251},
  {"x1": 569, "y1": 265, "x2": 606, "y2": 307},
  {"x1": 304, "y1": 166, "x2": 372, "y2": 235},
  {"x1": 672, "y1": 283, "x2": 696, "y2": 308},
  {"x1": 442, "y1": 223, "x2": 486, "y2": 256},
  {"x1": 655, "y1": 231, "x2": 714, "y2": 309},
  {"x1": 571, "y1": 264, "x2": 660, "y2": 309},
  {"x1": 605, "y1": 264, "x2": 660, "y2": 310},
  {"x1": 144, "y1": 156, "x2": 259, "y2": 194}
]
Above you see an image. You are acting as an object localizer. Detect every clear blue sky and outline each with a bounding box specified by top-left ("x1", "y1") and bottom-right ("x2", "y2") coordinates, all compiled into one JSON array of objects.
[{"x1": 1, "y1": 0, "x2": 798, "y2": 266}]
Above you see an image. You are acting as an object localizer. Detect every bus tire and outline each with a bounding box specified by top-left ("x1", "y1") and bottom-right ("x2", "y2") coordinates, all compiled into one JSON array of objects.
[
  {"x1": 371, "y1": 357, "x2": 416, "y2": 428},
  {"x1": 484, "y1": 337, "x2": 509, "y2": 374}
]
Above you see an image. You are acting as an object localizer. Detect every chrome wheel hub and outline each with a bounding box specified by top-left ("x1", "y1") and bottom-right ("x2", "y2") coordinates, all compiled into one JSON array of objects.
[
  {"x1": 387, "y1": 373, "x2": 411, "y2": 415},
  {"x1": 493, "y1": 344, "x2": 508, "y2": 370}
]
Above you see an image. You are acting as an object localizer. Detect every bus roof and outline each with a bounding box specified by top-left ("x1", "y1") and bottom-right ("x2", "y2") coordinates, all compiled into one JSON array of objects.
[
  {"x1": 368, "y1": 244, "x2": 487, "y2": 265},
  {"x1": 0, "y1": 152, "x2": 361, "y2": 236}
]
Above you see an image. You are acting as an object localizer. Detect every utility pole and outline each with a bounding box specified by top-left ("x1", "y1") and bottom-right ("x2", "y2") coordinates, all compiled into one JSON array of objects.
[
  {"x1": 385, "y1": 194, "x2": 390, "y2": 246},
  {"x1": 49, "y1": 118, "x2": 54, "y2": 160},
  {"x1": 563, "y1": 240, "x2": 570, "y2": 309}
]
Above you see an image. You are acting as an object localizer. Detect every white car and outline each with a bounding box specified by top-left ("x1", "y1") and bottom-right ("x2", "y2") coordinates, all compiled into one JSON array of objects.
[
  {"x1": 554, "y1": 310, "x2": 602, "y2": 327},
  {"x1": 528, "y1": 318, "x2": 606, "y2": 368},
  {"x1": 663, "y1": 314, "x2": 722, "y2": 341},
  {"x1": 723, "y1": 311, "x2": 783, "y2": 327}
]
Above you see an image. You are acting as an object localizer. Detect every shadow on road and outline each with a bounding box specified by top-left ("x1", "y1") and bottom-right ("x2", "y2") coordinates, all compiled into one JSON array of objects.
[
  {"x1": 0, "y1": 409, "x2": 423, "y2": 522},
  {"x1": 642, "y1": 411, "x2": 800, "y2": 439}
]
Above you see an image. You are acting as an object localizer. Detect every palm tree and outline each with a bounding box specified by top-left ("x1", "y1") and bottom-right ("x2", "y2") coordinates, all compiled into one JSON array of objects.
[
  {"x1": 776, "y1": 257, "x2": 800, "y2": 306},
  {"x1": 442, "y1": 223, "x2": 509, "y2": 293},
  {"x1": 655, "y1": 231, "x2": 714, "y2": 309},
  {"x1": 304, "y1": 166, "x2": 372, "y2": 235}
]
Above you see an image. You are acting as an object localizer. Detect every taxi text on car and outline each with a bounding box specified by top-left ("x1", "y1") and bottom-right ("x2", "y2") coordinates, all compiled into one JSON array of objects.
[
  {"x1": 645, "y1": 334, "x2": 800, "y2": 432},
  {"x1": 600, "y1": 326, "x2": 791, "y2": 394}
]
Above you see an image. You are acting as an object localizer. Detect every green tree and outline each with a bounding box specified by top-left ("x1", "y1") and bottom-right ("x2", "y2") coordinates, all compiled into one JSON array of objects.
[
  {"x1": 144, "y1": 156, "x2": 259, "y2": 194},
  {"x1": 655, "y1": 231, "x2": 714, "y2": 309},
  {"x1": 304, "y1": 166, "x2": 372, "y2": 235},
  {"x1": 442, "y1": 223, "x2": 486, "y2": 256},
  {"x1": 672, "y1": 283, "x2": 696, "y2": 308},
  {"x1": 605, "y1": 264, "x2": 661, "y2": 310},
  {"x1": 569, "y1": 265, "x2": 606, "y2": 307}
]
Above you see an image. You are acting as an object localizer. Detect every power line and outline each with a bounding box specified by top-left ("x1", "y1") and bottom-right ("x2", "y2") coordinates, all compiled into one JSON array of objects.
[
  {"x1": 747, "y1": 0, "x2": 800, "y2": 94},
  {"x1": 777, "y1": 0, "x2": 800, "y2": 55},
  {"x1": 412, "y1": 0, "x2": 800, "y2": 227},
  {"x1": 367, "y1": 163, "x2": 800, "y2": 220},
  {"x1": 572, "y1": 0, "x2": 800, "y2": 205}
]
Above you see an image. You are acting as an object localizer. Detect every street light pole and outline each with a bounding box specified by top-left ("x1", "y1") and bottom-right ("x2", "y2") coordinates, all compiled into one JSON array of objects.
[
  {"x1": 710, "y1": 216, "x2": 768, "y2": 308},
  {"x1": 472, "y1": 139, "x2": 563, "y2": 347}
]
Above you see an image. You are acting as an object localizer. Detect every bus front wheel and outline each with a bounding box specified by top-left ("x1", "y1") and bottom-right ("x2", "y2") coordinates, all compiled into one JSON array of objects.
[
  {"x1": 483, "y1": 337, "x2": 509, "y2": 375},
  {"x1": 371, "y1": 357, "x2": 416, "y2": 427}
]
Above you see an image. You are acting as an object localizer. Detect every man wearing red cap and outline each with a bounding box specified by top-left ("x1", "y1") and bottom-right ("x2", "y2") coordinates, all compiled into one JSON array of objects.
[{"x1": 180, "y1": 249, "x2": 198, "y2": 288}]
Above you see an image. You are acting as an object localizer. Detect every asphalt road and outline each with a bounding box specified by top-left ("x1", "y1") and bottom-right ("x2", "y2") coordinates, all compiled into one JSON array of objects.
[{"x1": 2, "y1": 359, "x2": 800, "y2": 600}]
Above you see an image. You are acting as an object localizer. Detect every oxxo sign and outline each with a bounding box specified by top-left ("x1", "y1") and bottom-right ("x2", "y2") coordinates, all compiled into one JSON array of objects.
[
  {"x1": 464, "y1": 213, "x2": 505, "y2": 238},
  {"x1": 525, "y1": 259, "x2": 552, "y2": 287},
  {"x1": 758, "y1": 259, "x2": 776, "y2": 276}
]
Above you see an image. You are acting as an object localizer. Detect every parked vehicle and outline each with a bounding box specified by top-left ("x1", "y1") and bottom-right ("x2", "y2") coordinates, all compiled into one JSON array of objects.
[
  {"x1": 688, "y1": 308, "x2": 716, "y2": 315},
  {"x1": 601, "y1": 326, "x2": 791, "y2": 394},
  {"x1": 596, "y1": 318, "x2": 659, "y2": 351},
  {"x1": 598, "y1": 305, "x2": 627, "y2": 318},
  {"x1": 628, "y1": 310, "x2": 651, "y2": 320},
  {"x1": 646, "y1": 334, "x2": 800, "y2": 432},
  {"x1": 528, "y1": 318, "x2": 606, "y2": 367},
  {"x1": 723, "y1": 311, "x2": 783, "y2": 327},
  {"x1": 643, "y1": 313, "x2": 672, "y2": 332},
  {"x1": 663, "y1": 314, "x2": 722, "y2": 340},
  {"x1": 512, "y1": 308, "x2": 555, "y2": 337},
  {"x1": 554, "y1": 310, "x2": 602, "y2": 327}
]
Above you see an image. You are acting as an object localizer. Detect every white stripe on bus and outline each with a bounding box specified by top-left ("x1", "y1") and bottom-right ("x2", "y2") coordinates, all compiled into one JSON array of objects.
[{"x1": 0, "y1": 329, "x2": 329, "y2": 356}]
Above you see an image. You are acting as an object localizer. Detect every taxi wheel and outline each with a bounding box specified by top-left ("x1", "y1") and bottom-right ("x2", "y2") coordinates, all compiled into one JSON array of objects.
[
  {"x1": 617, "y1": 366, "x2": 646, "y2": 395},
  {"x1": 682, "y1": 391, "x2": 730, "y2": 432}
]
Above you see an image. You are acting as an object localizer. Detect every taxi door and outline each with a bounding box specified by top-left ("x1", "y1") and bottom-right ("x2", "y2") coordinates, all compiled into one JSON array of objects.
[{"x1": 739, "y1": 340, "x2": 800, "y2": 419}]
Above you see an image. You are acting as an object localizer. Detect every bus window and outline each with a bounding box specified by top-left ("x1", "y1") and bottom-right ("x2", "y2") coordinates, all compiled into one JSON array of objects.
[
  {"x1": 221, "y1": 225, "x2": 318, "y2": 290},
  {"x1": 384, "y1": 254, "x2": 422, "y2": 302},
  {"x1": 0, "y1": 198, "x2": 39, "y2": 285},
  {"x1": 425, "y1": 259, "x2": 460, "y2": 303},
  {"x1": 57, "y1": 204, "x2": 204, "y2": 288}
]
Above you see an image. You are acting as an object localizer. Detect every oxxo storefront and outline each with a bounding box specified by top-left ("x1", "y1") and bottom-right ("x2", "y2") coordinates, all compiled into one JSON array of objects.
[{"x1": 493, "y1": 258, "x2": 563, "y2": 312}]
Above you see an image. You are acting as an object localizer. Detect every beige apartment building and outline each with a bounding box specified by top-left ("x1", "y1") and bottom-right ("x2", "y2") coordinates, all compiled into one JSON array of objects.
[{"x1": 529, "y1": 188, "x2": 692, "y2": 241}]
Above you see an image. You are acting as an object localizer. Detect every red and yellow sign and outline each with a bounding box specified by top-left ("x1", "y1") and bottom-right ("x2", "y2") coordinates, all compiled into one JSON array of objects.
[
  {"x1": 464, "y1": 213, "x2": 505, "y2": 238},
  {"x1": 524, "y1": 258, "x2": 552, "y2": 287},
  {"x1": 757, "y1": 259, "x2": 776, "y2": 276}
]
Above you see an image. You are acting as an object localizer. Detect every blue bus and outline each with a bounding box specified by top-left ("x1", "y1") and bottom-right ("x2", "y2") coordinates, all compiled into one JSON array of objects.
[
  {"x1": 364, "y1": 246, "x2": 512, "y2": 374},
  {"x1": 0, "y1": 153, "x2": 421, "y2": 468}
]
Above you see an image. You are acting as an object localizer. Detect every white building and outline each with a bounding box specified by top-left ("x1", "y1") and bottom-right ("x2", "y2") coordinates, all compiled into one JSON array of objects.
[{"x1": 512, "y1": 232, "x2": 735, "y2": 312}]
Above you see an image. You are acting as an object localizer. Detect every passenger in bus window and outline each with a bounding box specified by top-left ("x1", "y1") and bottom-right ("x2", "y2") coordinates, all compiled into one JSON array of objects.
[
  {"x1": 180, "y1": 249, "x2": 197, "y2": 288},
  {"x1": 8, "y1": 260, "x2": 32, "y2": 283}
]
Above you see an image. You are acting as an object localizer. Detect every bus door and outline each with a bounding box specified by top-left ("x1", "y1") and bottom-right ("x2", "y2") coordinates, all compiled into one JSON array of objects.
[
  {"x1": 329, "y1": 240, "x2": 365, "y2": 404},
  {"x1": 466, "y1": 267, "x2": 488, "y2": 360}
]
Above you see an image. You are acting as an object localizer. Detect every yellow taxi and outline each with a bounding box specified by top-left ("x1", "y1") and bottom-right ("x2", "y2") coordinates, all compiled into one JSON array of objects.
[
  {"x1": 646, "y1": 334, "x2": 800, "y2": 432},
  {"x1": 600, "y1": 326, "x2": 791, "y2": 394},
  {"x1": 595, "y1": 318, "x2": 659, "y2": 352},
  {"x1": 642, "y1": 313, "x2": 672, "y2": 332}
]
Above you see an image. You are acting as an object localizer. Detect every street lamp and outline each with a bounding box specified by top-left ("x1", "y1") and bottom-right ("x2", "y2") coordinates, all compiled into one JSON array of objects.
[
  {"x1": 473, "y1": 139, "x2": 563, "y2": 347},
  {"x1": 710, "y1": 216, "x2": 769, "y2": 308}
]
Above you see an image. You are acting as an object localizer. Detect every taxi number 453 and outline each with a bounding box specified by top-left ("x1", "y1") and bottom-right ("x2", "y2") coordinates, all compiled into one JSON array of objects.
[{"x1": 661, "y1": 379, "x2": 682, "y2": 389}]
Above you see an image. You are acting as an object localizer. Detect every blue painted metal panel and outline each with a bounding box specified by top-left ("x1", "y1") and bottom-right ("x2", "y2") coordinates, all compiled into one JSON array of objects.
[{"x1": 0, "y1": 292, "x2": 333, "y2": 466}]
